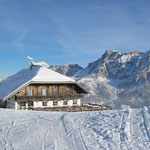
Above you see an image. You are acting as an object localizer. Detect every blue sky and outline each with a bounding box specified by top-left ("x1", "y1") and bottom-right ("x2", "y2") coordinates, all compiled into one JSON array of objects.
[{"x1": 0, "y1": 0, "x2": 150, "y2": 76}]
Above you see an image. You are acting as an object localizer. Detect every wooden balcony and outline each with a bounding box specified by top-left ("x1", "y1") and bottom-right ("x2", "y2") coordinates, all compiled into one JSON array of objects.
[{"x1": 16, "y1": 94, "x2": 84, "y2": 101}]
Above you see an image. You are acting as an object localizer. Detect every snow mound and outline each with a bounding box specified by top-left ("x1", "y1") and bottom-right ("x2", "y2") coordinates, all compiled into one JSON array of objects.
[
  {"x1": 27, "y1": 56, "x2": 49, "y2": 68},
  {"x1": 0, "y1": 107, "x2": 150, "y2": 150},
  {"x1": 31, "y1": 61, "x2": 50, "y2": 68}
]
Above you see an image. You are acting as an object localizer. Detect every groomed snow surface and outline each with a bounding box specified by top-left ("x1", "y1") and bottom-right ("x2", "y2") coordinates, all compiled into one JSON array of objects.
[{"x1": 0, "y1": 108, "x2": 150, "y2": 150}]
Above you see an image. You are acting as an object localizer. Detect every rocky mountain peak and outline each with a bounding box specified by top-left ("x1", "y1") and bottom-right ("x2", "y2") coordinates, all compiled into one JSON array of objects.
[
  {"x1": 77, "y1": 50, "x2": 150, "y2": 86},
  {"x1": 101, "y1": 50, "x2": 118, "y2": 61},
  {"x1": 101, "y1": 50, "x2": 141, "y2": 64},
  {"x1": 76, "y1": 50, "x2": 150, "y2": 108},
  {"x1": 50, "y1": 64, "x2": 83, "y2": 77}
]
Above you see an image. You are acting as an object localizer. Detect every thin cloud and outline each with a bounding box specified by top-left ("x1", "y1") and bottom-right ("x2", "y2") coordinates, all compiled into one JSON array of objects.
[
  {"x1": 12, "y1": 28, "x2": 29, "y2": 53},
  {"x1": 48, "y1": 1, "x2": 150, "y2": 57}
]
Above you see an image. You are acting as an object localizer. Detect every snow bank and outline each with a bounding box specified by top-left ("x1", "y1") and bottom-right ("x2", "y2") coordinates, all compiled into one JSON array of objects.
[
  {"x1": 0, "y1": 107, "x2": 150, "y2": 150},
  {"x1": 31, "y1": 61, "x2": 50, "y2": 68}
]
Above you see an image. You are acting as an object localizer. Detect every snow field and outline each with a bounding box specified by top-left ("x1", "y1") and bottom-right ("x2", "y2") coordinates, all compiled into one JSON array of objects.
[{"x1": 0, "y1": 107, "x2": 150, "y2": 150}]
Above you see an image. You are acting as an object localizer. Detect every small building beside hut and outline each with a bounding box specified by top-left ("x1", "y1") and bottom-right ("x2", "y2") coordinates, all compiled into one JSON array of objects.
[{"x1": 0, "y1": 62, "x2": 88, "y2": 110}]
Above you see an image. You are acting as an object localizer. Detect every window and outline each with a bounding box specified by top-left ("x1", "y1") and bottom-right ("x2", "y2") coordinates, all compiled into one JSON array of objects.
[
  {"x1": 53, "y1": 100, "x2": 58, "y2": 106},
  {"x1": 42, "y1": 101, "x2": 47, "y2": 106},
  {"x1": 63, "y1": 100, "x2": 68, "y2": 106},
  {"x1": 73, "y1": 100, "x2": 77, "y2": 105},
  {"x1": 28, "y1": 101, "x2": 33, "y2": 107},
  {"x1": 18, "y1": 102, "x2": 26, "y2": 109},
  {"x1": 42, "y1": 89, "x2": 47, "y2": 96},
  {"x1": 66, "y1": 88, "x2": 70, "y2": 95},
  {"x1": 20, "y1": 102, "x2": 26, "y2": 106},
  {"x1": 53, "y1": 88, "x2": 58, "y2": 95},
  {"x1": 28, "y1": 89, "x2": 34, "y2": 96}
]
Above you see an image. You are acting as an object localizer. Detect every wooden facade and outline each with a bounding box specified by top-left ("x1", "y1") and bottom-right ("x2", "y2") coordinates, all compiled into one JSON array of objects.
[
  {"x1": 13, "y1": 83, "x2": 87, "y2": 110},
  {"x1": 16, "y1": 83, "x2": 86, "y2": 99},
  {"x1": 16, "y1": 95, "x2": 84, "y2": 101}
]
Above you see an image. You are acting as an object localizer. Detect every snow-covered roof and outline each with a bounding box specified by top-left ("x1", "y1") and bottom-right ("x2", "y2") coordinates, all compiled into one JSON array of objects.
[
  {"x1": 32, "y1": 66, "x2": 75, "y2": 83},
  {"x1": 0, "y1": 66, "x2": 76, "y2": 101}
]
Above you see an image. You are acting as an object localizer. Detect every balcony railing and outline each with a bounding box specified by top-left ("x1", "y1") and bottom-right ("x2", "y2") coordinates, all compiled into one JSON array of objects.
[{"x1": 16, "y1": 94, "x2": 84, "y2": 101}]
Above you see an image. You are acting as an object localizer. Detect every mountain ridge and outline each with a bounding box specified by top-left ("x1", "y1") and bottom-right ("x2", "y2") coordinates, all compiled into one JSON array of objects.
[
  {"x1": 49, "y1": 64, "x2": 83, "y2": 77},
  {"x1": 50, "y1": 50, "x2": 150, "y2": 108}
]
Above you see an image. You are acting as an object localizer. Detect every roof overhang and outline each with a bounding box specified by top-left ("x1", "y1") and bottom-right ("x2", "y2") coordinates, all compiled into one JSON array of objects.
[
  {"x1": 31, "y1": 81, "x2": 75, "y2": 84},
  {"x1": 2, "y1": 80, "x2": 32, "y2": 102},
  {"x1": 76, "y1": 83, "x2": 89, "y2": 94}
]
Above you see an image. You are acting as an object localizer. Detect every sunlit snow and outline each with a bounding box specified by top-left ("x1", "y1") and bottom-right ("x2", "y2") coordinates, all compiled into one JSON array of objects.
[{"x1": 0, "y1": 107, "x2": 150, "y2": 150}]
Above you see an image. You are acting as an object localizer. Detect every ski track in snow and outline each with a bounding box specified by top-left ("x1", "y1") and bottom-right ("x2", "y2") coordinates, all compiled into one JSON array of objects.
[
  {"x1": 60, "y1": 113, "x2": 88, "y2": 150},
  {"x1": 141, "y1": 108, "x2": 150, "y2": 142},
  {"x1": 0, "y1": 108, "x2": 150, "y2": 150}
]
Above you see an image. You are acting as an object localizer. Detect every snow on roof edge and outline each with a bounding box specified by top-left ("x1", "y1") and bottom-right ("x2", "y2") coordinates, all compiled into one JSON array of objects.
[{"x1": 2, "y1": 80, "x2": 32, "y2": 101}]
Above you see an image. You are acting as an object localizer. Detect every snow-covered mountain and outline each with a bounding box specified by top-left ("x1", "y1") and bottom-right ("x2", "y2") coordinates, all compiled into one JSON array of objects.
[
  {"x1": 0, "y1": 107, "x2": 150, "y2": 150},
  {"x1": 50, "y1": 64, "x2": 83, "y2": 77},
  {"x1": 50, "y1": 50, "x2": 150, "y2": 108},
  {"x1": 77, "y1": 50, "x2": 150, "y2": 108}
]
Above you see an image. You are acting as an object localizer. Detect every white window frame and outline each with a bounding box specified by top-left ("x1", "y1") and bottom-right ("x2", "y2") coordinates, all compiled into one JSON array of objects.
[
  {"x1": 66, "y1": 88, "x2": 70, "y2": 95},
  {"x1": 53, "y1": 100, "x2": 58, "y2": 106},
  {"x1": 18, "y1": 102, "x2": 26, "y2": 109},
  {"x1": 42, "y1": 89, "x2": 47, "y2": 96},
  {"x1": 63, "y1": 100, "x2": 68, "y2": 106},
  {"x1": 28, "y1": 89, "x2": 34, "y2": 96},
  {"x1": 73, "y1": 99, "x2": 78, "y2": 105},
  {"x1": 20, "y1": 102, "x2": 26, "y2": 107},
  {"x1": 42, "y1": 101, "x2": 47, "y2": 107}
]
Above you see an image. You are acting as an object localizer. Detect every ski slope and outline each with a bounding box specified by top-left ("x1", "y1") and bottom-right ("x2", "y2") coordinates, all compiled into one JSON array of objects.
[{"x1": 0, "y1": 107, "x2": 150, "y2": 150}]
